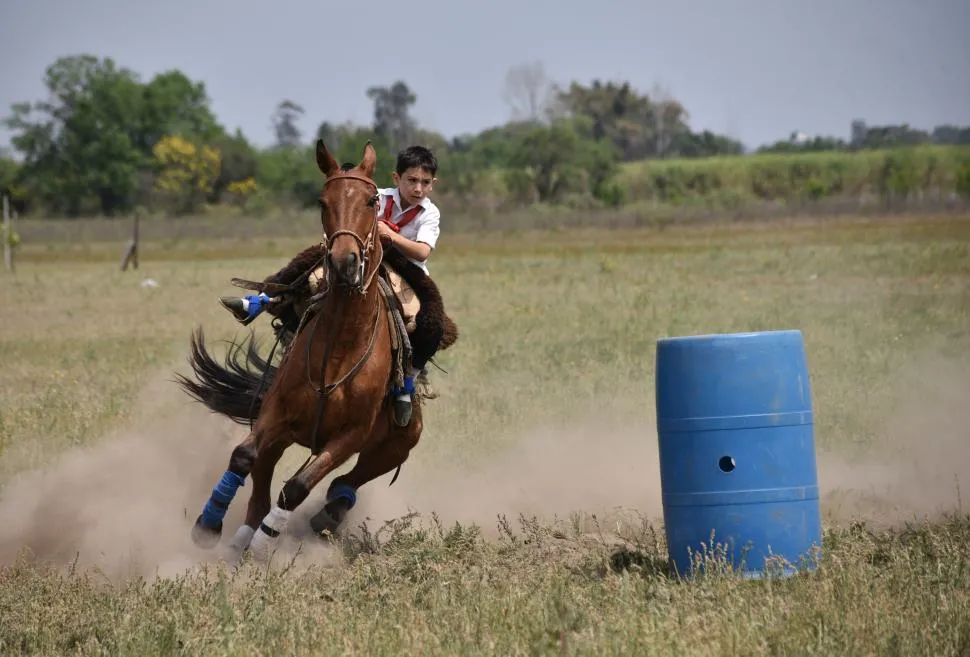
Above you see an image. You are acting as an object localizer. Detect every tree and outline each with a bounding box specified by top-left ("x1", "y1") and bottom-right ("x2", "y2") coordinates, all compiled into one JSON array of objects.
[
  {"x1": 932, "y1": 124, "x2": 970, "y2": 145},
  {"x1": 554, "y1": 80, "x2": 656, "y2": 161},
  {"x1": 139, "y1": 70, "x2": 223, "y2": 152},
  {"x1": 210, "y1": 128, "x2": 259, "y2": 203},
  {"x1": 3, "y1": 55, "x2": 145, "y2": 215},
  {"x1": 648, "y1": 82, "x2": 689, "y2": 159},
  {"x1": 502, "y1": 61, "x2": 554, "y2": 123},
  {"x1": 507, "y1": 117, "x2": 619, "y2": 203},
  {"x1": 3, "y1": 55, "x2": 226, "y2": 216},
  {"x1": 272, "y1": 100, "x2": 305, "y2": 149},
  {"x1": 672, "y1": 130, "x2": 745, "y2": 158},
  {"x1": 152, "y1": 134, "x2": 221, "y2": 214},
  {"x1": 366, "y1": 81, "x2": 417, "y2": 153}
]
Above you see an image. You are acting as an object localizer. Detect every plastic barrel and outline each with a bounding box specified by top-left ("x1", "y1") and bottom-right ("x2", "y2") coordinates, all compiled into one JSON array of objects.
[{"x1": 655, "y1": 329, "x2": 822, "y2": 578}]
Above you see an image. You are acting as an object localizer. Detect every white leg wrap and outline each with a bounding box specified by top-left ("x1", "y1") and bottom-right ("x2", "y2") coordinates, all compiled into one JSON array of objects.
[
  {"x1": 228, "y1": 524, "x2": 255, "y2": 552},
  {"x1": 249, "y1": 506, "x2": 291, "y2": 563}
]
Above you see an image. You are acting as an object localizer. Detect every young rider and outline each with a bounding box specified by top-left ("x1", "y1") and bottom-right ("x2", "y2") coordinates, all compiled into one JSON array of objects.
[{"x1": 219, "y1": 145, "x2": 443, "y2": 426}]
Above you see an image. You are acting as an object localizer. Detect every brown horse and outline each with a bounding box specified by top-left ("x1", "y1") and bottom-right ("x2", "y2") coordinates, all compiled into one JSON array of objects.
[{"x1": 180, "y1": 140, "x2": 424, "y2": 563}]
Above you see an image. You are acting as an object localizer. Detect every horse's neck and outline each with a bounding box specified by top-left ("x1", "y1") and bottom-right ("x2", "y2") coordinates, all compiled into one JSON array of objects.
[{"x1": 321, "y1": 281, "x2": 380, "y2": 329}]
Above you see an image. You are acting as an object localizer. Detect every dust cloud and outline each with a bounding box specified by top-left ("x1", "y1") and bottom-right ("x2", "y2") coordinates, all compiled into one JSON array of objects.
[
  {"x1": 343, "y1": 415, "x2": 665, "y2": 539},
  {"x1": 0, "y1": 372, "x2": 249, "y2": 580},
  {"x1": 817, "y1": 353, "x2": 969, "y2": 526},
  {"x1": 0, "y1": 352, "x2": 966, "y2": 581}
]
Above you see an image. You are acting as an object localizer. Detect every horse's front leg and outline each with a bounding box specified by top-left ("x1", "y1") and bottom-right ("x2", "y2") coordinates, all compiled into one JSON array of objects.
[
  {"x1": 224, "y1": 434, "x2": 287, "y2": 562},
  {"x1": 191, "y1": 431, "x2": 259, "y2": 549},
  {"x1": 310, "y1": 407, "x2": 423, "y2": 536},
  {"x1": 248, "y1": 431, "x2": 362, "y2": 564}
]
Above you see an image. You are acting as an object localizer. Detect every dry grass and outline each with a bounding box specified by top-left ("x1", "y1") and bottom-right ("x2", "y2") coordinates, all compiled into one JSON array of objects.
[{"x1": 1, "y1": 212, "x2": 969, "y2": 655}]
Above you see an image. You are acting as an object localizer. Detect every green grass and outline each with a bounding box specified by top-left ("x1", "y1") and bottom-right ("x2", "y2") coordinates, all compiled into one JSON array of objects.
[
  {"x1": 1, "y1": 212, "x2": 969, "y2": 655},
  {"x1": 618, "y1": 144, "x2": 970, "y2": 207}
]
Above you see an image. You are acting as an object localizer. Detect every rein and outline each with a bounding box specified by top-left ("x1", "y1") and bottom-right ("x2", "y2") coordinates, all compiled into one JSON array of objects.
[{"x1": 297, "y1": 169, "x2": 388, "y2": 459}]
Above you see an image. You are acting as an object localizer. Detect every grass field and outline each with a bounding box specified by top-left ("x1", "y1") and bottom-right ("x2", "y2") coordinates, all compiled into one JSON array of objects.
[{"x1": 1, "y1": 213, "x2": 969, "y2": 655}]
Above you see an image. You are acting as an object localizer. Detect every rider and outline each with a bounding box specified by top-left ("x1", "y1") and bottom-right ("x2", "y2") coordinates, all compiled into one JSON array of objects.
[{"x1": 219, "y1": 145, "x2": 443, "y2": 426}]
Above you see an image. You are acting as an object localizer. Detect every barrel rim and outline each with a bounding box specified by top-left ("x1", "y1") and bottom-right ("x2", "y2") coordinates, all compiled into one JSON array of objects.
[{"x1": 656, "y1": 328, "x2": 804, "y2": 346}]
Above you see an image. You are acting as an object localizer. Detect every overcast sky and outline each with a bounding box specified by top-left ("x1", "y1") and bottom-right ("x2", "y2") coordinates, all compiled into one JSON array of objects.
[{"x1": 1, "y1": 0, "x2": 968, "y2": 152}]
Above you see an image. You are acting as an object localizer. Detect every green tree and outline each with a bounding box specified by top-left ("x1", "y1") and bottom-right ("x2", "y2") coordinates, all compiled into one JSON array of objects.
[
  {"x1": 4, "y1": 55, "x2": 226, "y2": 216},
  {"x1": 673, "y1": 130, "x2": 746, "y2": 157},
  {"x1": 139, "y1": 70, "x2": 224, "y2": 152},
  {"x1": 366, "y1": 81, "x2": 417, "y2": 153},
  {"x1": 507, "y1": 117, "x2": 619, "y2": 203},
  {"x1": 210, "y1": 128, "x2": 259, "y2": 202},
  {"x1": 273, "y1": 100, "x2": 305, "y2": 149},
  {"x1": 4, "y1": 55, "x2": 144, "y2": 215}
]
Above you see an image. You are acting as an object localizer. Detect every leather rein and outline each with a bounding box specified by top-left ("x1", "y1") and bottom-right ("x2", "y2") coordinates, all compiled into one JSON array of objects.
[{"x1": 296, "y1": 169, "x2": 389, "y2": 458}]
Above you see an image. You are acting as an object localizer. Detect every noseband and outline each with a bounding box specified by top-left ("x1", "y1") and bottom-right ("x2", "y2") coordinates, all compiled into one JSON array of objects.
[{"x1": 322, "y1": 171, "x2": 382, "y2": 294}]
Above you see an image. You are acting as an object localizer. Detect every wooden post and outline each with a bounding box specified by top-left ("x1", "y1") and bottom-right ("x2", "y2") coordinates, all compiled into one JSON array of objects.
[
  {"x1": 120, "y1": 211, "x2": 139, "y2": 271},
  {"x1": 2, "y1": 195, "x2": 12, "y2": 273}
]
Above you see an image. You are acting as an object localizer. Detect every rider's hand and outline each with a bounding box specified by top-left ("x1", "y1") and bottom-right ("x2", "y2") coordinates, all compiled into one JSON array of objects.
[{"x1": 377, "y1": 221, "x2": 395, "y2": 244}]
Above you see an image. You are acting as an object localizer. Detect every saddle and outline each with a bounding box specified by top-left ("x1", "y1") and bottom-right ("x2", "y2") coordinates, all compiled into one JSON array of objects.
[
  {"x1": 228, "y1": 242, "x2": 458, "y2": 392},
  {"x1": 229, "y1": 255, "x2": 421, "y2": 333}
]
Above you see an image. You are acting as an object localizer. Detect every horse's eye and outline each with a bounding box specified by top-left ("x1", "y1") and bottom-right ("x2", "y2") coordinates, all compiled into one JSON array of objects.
[{"x1": 367, "y1": 195, "x2": 378, "y2": 207}]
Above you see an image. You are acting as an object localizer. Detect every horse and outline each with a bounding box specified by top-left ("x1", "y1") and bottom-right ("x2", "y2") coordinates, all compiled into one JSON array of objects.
[{"x1": 178, "y1": 140, "x2": 426, "y2": 563}]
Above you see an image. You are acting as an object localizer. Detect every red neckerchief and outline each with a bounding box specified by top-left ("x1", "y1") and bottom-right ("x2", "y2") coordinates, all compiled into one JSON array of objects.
[{"x1": 380, "y1": 194, "x2": 423, "y2": 233}]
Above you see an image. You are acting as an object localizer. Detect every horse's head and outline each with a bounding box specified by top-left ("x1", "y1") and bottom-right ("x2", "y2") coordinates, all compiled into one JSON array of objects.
[{"x1": 315, "y1": 139, "x2": 381, "y2": 291}]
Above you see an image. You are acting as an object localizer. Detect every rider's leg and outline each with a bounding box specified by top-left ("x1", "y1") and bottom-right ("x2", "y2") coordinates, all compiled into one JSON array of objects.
[
  {"x1": 219, "y1": 243, "x2": 328, "y2": 325},
  {"x1": 220, "y1": 293, "x2": 272, "y2": 325},
  {"x1": 390, "y1": 328, "x2": 443, "y2": 426}
]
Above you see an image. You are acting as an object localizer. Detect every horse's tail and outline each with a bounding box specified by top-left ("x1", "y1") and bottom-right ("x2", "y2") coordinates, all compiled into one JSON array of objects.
[{"x1": 174, "y1": 327, "x2": 277, "y2": 425}]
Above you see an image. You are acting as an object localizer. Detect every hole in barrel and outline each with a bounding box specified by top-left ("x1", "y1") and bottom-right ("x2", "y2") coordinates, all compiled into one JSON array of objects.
[{"x1": 718, "y1": 456, "x2": 736, "y2": 473}]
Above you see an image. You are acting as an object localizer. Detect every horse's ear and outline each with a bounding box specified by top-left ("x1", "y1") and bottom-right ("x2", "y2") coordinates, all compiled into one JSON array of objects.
[
  {"x1": 315, "y1": 139, "x2": 339, "y2": 176},
  {"x1": 359, "y1": 141, "x2": 377, "y2": 178}
]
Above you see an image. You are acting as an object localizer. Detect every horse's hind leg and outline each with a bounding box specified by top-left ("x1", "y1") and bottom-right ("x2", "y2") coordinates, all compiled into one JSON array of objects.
[
  {"x1": 191, "y1": 432, "x2": 259, "y2": 549},
  {"x1": 248, "y1": 432, "x2": 362, "y2": 563},
  {"x1": 310, "y1": 415, "x2": 423, "y2": 536}
]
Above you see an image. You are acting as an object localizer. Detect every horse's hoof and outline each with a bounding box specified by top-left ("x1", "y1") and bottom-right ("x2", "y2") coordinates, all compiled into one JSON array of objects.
[
  {"x1": 309, "y1": 501, "x2": 348, "y2": 537},
  {"x1": 191, "y1": 514, "x2": 222, "y2": 549}
]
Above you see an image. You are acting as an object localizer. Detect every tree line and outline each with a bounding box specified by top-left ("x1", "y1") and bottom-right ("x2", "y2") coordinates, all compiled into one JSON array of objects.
[{"x1": 2, "y1": 56, "x2": 968, "y2": 218}]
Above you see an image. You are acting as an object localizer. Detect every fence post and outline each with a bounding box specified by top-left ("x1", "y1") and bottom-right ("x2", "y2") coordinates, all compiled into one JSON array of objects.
[
  {"x1": 2, "y1": 195, "x2": 13, "y2": 273},
  {"x1": 120, "y1": 211, "x2": 139, "y2": 271}
]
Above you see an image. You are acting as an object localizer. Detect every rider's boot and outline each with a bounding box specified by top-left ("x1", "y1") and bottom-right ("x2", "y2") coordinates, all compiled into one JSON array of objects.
[
  {"x1": 416, "y1": 367, "x2": 437, "y2": 399},
  {"x1": 219, "y1": 293, "x2": 271, "y2": 326},
  {"x1": 391, "y1": 373, "x2": 416, "y2": 427}
]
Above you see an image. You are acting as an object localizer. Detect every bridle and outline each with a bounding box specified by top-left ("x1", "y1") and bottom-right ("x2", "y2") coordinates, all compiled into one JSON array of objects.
[
  {"x1": 281, "y1": 168, "x2": 389, "y2": 468},
  {"x1": 321, "y1": 171, "x2": 383, "y2": 295}
]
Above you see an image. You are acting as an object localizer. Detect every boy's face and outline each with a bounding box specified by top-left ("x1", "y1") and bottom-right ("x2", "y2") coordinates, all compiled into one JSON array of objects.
[{"x1": 392, "y1": 166, "x2": 436, "y2": 207}]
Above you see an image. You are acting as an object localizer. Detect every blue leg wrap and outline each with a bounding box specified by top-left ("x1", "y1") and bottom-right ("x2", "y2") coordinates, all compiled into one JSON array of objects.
[
  {"x1": 327, "y1": 482, "x2": 357, "y2": 509},
  {"x1": 244, "y1": 293, "x2": 271, "y2": 320},
  {"x1": 392, "y1": 376, "x2": 415, "y2": 397},
  {"x1": 200, "y1": 470, "x2": 246, "y2": 529}
]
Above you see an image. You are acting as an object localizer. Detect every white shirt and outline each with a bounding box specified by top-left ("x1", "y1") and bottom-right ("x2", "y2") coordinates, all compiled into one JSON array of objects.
[{"x1": 377, "y1": 187, "x2": 441, "y2": 274}]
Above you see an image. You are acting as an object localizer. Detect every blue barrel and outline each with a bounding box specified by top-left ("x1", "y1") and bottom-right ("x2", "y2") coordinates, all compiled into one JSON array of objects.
[{"x1": 655, "y1": 329, "x2": 822, "y2": 578}]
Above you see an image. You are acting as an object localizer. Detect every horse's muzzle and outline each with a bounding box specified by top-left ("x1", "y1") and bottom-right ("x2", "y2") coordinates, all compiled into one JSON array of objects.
[{"x1": 329, "y1": 250, "x2": 363, "y2": 288}]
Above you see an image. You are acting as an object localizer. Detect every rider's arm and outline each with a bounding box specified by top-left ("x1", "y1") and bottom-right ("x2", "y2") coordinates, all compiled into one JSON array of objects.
[
  {"x1": 380, "y1": 226, "x2": 432, "y2": 261},
  {"x1": 379, "y1": 205, "x2": 440, "y2": 262}
]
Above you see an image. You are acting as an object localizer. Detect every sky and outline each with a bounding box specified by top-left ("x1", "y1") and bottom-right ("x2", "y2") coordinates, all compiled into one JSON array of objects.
[{"x1": 1, "y1": 0, "x2": 968, "y2": 153}]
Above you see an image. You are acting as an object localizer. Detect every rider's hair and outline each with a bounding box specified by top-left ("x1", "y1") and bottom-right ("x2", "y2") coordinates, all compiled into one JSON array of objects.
[{"x1": 395, "y1": 146, "x2": 437, "y2": 177}]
